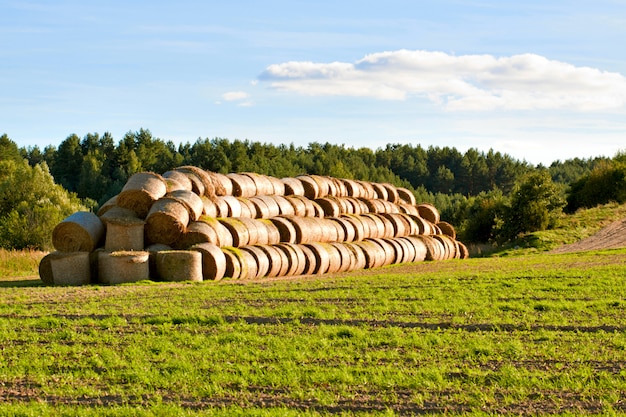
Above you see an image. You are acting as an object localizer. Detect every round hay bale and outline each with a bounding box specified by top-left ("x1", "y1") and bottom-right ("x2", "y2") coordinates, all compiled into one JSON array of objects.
[
  {"x1": 273, "y1": 243, "x2": 300, "y2": 276},
  {"x1": 201, "y1": 197, "x2": 219, "y2": 218},
  {"x1": 330, "y1": 217, "x2": 356, "y2": 242},
  {"x1": 218, "y1": 218, "x2": 250, "y2": 247},
  {"x1": 353, "y1": 240, "x2": 385, "y2": 269},
  {"x1": 221, "y1": 247, "x2": 242, "y2": 279},
  {"x1": 145, "y1": 198, "x2": 190, "y2": 246},
  {"x1": 437, "y1": 221, "x2": 456, "y2": 239},
  {"x1": 162, "y1": 170, "x2": 193, "y2": 192},
  {"x1": 217, "y1": 195, "x2": 241, "y2": 217},
  {"x1": 296, "y1": 175, "x2": 322, "y2": 199},
  {"x1": 358, "y1": 181, "x2": 376, "y2": 199},
  {"x1": 327, "y1": 218, "x2": 345, "y2": 243},
  {"x1": 360, "y1": 214, "x2": 382, "y2": 239},
  {"x1": 281, "y1": 177, "x2": 306, "y2": 196},
  {"x1": 343, "y1": 242, "x2": 367, "y2": 271},
  {"x1": 207, "y1": 172, "x2": 232, "y2": 196},
  {"x1": 317, "y1": 218, "x2": 337, "y2": 243},
  {"x1": 402, "y1": 236, "x2": 427, "y2": 262},
  {"x1": 238, "y1": 217, "x2": 262, "y2": 245},
  {"x1": 341, "y1": 214, "x2": 366, "y2": 241},
  {"x1": 303, "y1": 243, "x2": 330, "y2": 275},
  {"x1": 250, "y1": 196, "x2": 280, "y2": 219},
  {"x1": 320, "y1": 243, "x2": 342, "y2": 274},
  {"x1": 371, "y1": 182, "x2": 388, "y2": 201},
  {"x1": 256, "y1": 244, "x2": 284, "y2": 278},
  {"x1": 371, "y1": 238, "x2": 397, "y2": 266},
  {"x1": 97, "y1": 251, "x2": 150, "y2": 285},
  {"x1": 417, "y1": 203, "x2": 441, "y2": 224},
  {"x1": 53, "y1": 211, "x2": 105, "y2": 253},
  {"x1": 310, "y1": 200, "x2": 324, "y2": 218},
  {"x1": 331, "y1": 177, "x2": 348, "y2": 197},
  {"x1": 242, "y1": 172, "x2": 274, "y2": 196},
  {"x1": 397, "y1": 202, "x2": 419, "y2": 216},
  {"x1": 197, "y1": 216, "x2": 233, "y2": 247},
  {"x1": 267, "y1": 176, "x2": 285, "y2": 196},
  {"x1": 272, "y1": 195, "x2": 296, "y2": 216},
  {"x1": 236, "y1": 197, "x2": 257, "y2": 218},
  {"x1": 374, "y1": 214, "x2": 396, "y2": 239},
  {"x1": 284, "y1": 195, "x2": 307, "y2": 217},
  {"x1": 407, "y1": 215, "x2": 431, "y2": 236},
  {"x1": 117, "y1": 172, "x2": 167, "y2": 218},
  {"x1": 379, "y1": 213, "x2": 407, "y2": 238},
  {"x1": 457, "y1": 241, "x2": 470, "y2": 259},
  {"x1": 413, "y1": 235, "x2": 443, "y2": 261},
  {"x1": 176, "y1": 221, "x2": 219, "y2": 249},
  {"x1": 237, "y1": 247, "x2": 258, "y2": 280},
  {"x1": 155, "y1": 250, "x2": 203, "y2": 282},
  {"x1": 297, "y1": 244, "x2": 317, "y2": 275},
  {"x1": 96, "y1": 195, "x2": 118, "y2": 217},
  {"x1": 342, "y1": 179, "x2": 364, "y2": 198},
  {"x1": 99, "y1": 205, "x2": 138, "y2": 223},
  {"x1": 145, "y1": 243, "x2": 171, "y2": 279},
  {"x1": 211, "y1": 196, "x2": 230, "y2": 218},
  {"x1": 167, "y1": 189, "x2": 204, "y2": 221},
  {"x1": 396, "y1": 187, "x2": 417, "y2": 206},
  {"x1": 382, "y1": 183, "x2": 399, "y2": 203},
  {"x1": 287, "y1": 216, "x2": 322, "y2": 244},
  {"x1": 393, "y1": 237, "x2": 413, "y2": 264},
  {"x1": 315, "y1": 197, "x2": 342, "y2": 217},
  {"x1": 380, "y1": 238, "x2": 403, "y2": 265},
  {"x1": 103, "y1": 218, "x2": 145, "y2": 252},
  {"x1": 329, "y1": 242, "x2": 353, "y2": 273},
  {"x1": 259, "y1": 219, "x2": 281, "y2": 245},
  {"x1": 241, "y1": 246, "x2": 270, "y2": 279},
  {"x1": 433, "y1": 235, "x2": 456, "y2": 260},
  {"x1": 174, "y1": 166, "x2": 215, "y2": 197},
  {"x1": 46, "y1": 251, "x2": 91, "y2": 286},
  {"x1": 269, "y1": 217, "x2": 297, "y2": 243},
  {"x1": 227, "y1": 173, "x2": 257, "y2": 197}
]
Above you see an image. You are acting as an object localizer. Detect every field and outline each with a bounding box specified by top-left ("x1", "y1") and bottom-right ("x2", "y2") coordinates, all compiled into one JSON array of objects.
[{"x1": 1, "y1": 247, "x2": 626, "y2": 416}]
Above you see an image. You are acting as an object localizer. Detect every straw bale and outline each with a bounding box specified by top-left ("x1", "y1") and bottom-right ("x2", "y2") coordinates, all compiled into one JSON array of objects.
[
  {"x1": 173, "y1": 169, "x2": 205, "y2": 196},
  {"x1": 238, "y1": 217, "x2": 262, "y2": 245},
  {"x1": 174, "y1": 166, "x2": 215, "y2": 197},
  {"x1": 370, "y1": 238, "x2": 397, "y2": 266},
  {"x1": 331, "y1": 177, "x2": 348, "y2": 197},
  {"x1": 201, "y1": 197, "x2": 219, "y2": 218},
  {"x1": 53, "y1": 211, "x2": 105, "y2": 253},
  {"x1": 47, "y1": 251, "x2": 91, "y2": 286},
  {"x1": 198, "y1": 216, "x2": 233, "y2": 247},
  {"x1": 227, "y1": 173, "x2": 257, "y2": 197},
  {"x1": 220, "y1": 195, "x2": 242, "y2": 217},
  {"x1": 382, "y1": 183, "x2": 400, "y2": 203},
  {"x1": 248, "y1": 196, "x2": 276, "y2": 219},
  {"x1": 287, "y1": 216, "x2": 322, "y2": 244},
  {"x1": 433, "y1": 235, "x2": 456, "y2": 260},
  {"x1": 296, "y1": 175, "x2": 322, "y2": 199},
  {"x1": 357, "y1": 181, "x2": 376, "y2": 199},
  {"x1": 97, "y1": 251, "x2": 150, "y2": 285},
  {"x1": 268, "y1": 175, "x2": 286, "y2": 196},
  {"x1": 315, "y1": 197, "x2": 342, "y2": 217},
  {"x1": 237, "y1": 247, "x2": 258, "y2": 280},
  {"x1": 359, "y1": 214, "x2": 381, "y2": 239},
  {"x1": 99, "y1": 205, "x2": 138, "y2": 224},
  {"x1": 267, "y1": 217, "x2": 295, "y2": 243},
  {"x1": 167, "y1": 189, "x2": 204, "y2": 221},
  {"x1": 396, "y1": 187, "x2": 417, "y2": 206},
  {"x1": 145, "y1": 243, "x2": 171, "y2": 279},
  {"x1": 163, "y1": 170, "x2": 194, "y2": 191},
  {"x1": 259, "y1": 219, "x2": 281, "y2": 245},
  {"x1": 145, "y1": 198, "x2": 190, "y2": 245},
  {"x1": 97, "y1": 195, "x2": 118, "y2": 217},
  {"x1": 155, "y1": 250, "x2": 203, "y2": 282},
  {"x1": 457, "y1": 241, "x2": 470, "y2": 259},
  {"x1": 393, "y1": 237, "x2": 413, "y2": 263},
  {"x1": 281, "y1": 177, "x2": 306, "y2": 196},
  {"x1": 341, "y1": 214, "x2": 366, "y2": 241},
  {"x1": 371, "y1": 182, "x2": 388, "y2": 201},
  {"x1": 437, "y1": 221, "x2": 457, "y2": 239},
  {"x1": 256, "y1": 195, "x2": 281, "y2": 218},
  {"x1": 38, "y1": 251, "x2": 56, "y2": 285},
  {"x1": 222, "y1": 247, "x2": 242, "y2": 279},
  {"x1": 211, "y1": 196, "x2": 230, "y2": 218},
  {"x1": 330, "y1": 217, "x2": 356, "y2": 242},
  {"x1": 317, "y1": 218, "x2": 338, "y2": 243},
  {"x1": 104, "y1": 220, "x2": 145, "y2": 252},
  {"x1": 397, "y1": 202, "x2": 419, "y2": 216},
  {"x1": 303, "y1": 243, "x2": 330, "y2": 275},
  {"x1": 354, "y1": 240, "x2": 385, "y2": 269},
  {"x1": 414, "y1": 235, "x2": 443, "y2": 261},
  {"x1": 327, "y1": 218, "x2": 345, "y2": 242},
  {"x1": 256, "y1": 244, "x2": 284, "y2": 278},
  {"x1": 320, "y1": 243, "x2": 342, "y2": 274},
  {"x1": 417, "y1": 203, "x2": 441, "y2": 224},
  {"x1": 207, "y1": 172, "x2": 232, "y2": 196},
  {"x1": 218, "y1": 218, "x2": 250, "y2": 247},
  {"x1": 298, "y1": 244, "x2": 318, "y2": 275},
  {"x1": 237, "y1": 197, "x2": 257, "y2": 218},
  {"x1": 343, "y1": 242, "x2": 367, "y2": 271},
  {"x1": 342, "y1": 179, "x2": 364, "y2": 198},
  {"x1": 117, "y1": 172, "x2": 167, "y2": 218},
  {"x1": 284, "y1": 195, "x2": 307, "y2": 217},
  {"x1": 379, "y1": 213, "x2": 407, "y2": 238},
  {"x1": 310, "y1": 200, "x2": 324, "y2": 218},
  {"x1": 402, "y1": 236, "x2": 428, "y2": 262},
  {"x1": 241, "y1": 246, "x2": 270, "y2": 279},
  {"x1": 242, "y1": 172, "x2": 274, "y2": 196},
  {"x1": 375, "y1": 214, "x2": 396, "y2": 239},
  {"x1": 273, "y1": 243, "x2": 300, "y2": 276},
  {"x1": 176, "y1": 221, "x2": 219, "y2": 249},
  {"x1": 190, "y1": 242, "x2": 227, "y2": 281},
  {"x1": 272, "y1": 195, "x2": 296, "y2": 216},
  {"x1": 329, "y1": 242, "x2": 353, "y2": 273}
]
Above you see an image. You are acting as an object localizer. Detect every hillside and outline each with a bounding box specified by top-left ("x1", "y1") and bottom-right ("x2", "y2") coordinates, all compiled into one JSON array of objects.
[{"x1": 550, "y1": 217, "x2": 626, "y2": 254}]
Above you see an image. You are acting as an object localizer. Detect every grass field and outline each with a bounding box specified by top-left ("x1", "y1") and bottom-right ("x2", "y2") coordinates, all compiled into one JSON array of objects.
[{"x1": 1, "y1": 247, "x2": 626, "y2": 415}]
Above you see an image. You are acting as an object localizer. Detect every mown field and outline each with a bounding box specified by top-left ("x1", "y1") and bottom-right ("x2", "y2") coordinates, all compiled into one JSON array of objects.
[{"x1": 1, "y1": 248, "x2": 626, "y2": 416}]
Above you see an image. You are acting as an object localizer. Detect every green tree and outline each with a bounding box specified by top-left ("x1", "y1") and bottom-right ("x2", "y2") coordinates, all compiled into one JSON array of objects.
[
  {"x1": 459, "y1": 189, "x2": 508, "y2": 243},
  {"x1": 566, "y1": 159, "x2": 626, "y2": 212}
]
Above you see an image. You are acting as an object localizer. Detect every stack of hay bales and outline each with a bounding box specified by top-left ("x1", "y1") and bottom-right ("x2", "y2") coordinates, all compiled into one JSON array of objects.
[{"x1": 40, "y1": 168, "x2": 469, "y2": 285}]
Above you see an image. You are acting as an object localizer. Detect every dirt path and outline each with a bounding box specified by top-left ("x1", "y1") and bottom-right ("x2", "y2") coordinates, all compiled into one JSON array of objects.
[{"x1": 551, "y1": 218, "x2": 626, "y2": 254}]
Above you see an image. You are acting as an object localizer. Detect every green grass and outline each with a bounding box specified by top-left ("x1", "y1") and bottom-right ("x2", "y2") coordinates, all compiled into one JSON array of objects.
[{"x1": 1, "y1": 249, "x2": 626, "y2": 415}]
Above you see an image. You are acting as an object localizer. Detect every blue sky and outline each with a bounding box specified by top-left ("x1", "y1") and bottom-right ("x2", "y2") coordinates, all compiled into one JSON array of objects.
[{"x1": 2, "y1": 0, "x2": 625, "y2": 165}]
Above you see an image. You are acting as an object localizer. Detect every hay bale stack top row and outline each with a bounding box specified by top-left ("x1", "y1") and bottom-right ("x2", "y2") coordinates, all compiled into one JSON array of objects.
[{"x1": 41, "y1": 167, "x2": 469, "y2": 285}]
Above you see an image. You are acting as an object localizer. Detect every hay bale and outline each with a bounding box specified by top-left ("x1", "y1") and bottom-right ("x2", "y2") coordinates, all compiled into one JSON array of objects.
[
  {"x1": 396, "y1": 187, "x2": 416, "y2": 206},
  {"x1": 248, "y1": 196, "x2": 271, "y2": 219},
  {"x1": 53, "y1": 211, "x2": 104, "y2": 253},
  {"x1": 413, "y1": 235, "x2": 443, "y2": 261},
  {"x1": 201, "y1": 196, "x2": 219, "y2": 218},
  {"x1": 358, "y1": 181, "x2": 376, "y2": 199},
  {"x1": 281, "y1": 177, "x2": 306, "y2": 196},
  {"x1": 238, "y1": 217, "x2": 262, "y2": 245},
  {"x1": 299, "y1": 244, "x2": 318, "y2": 275},
  {"x1": 341, "y1": 214, "x2": 366, "y2": 241},
  {"x1": 163, "y1": 170, "x2": 194, "y2": 191},
  {"x1": 371, "y1": 182, "x2": 388, "y2": 201},
  {"x1": 397, "y1": 203, "x2": 419, "y2": 216},
  {"x1": 218, "y1": 218, "x2": 250, "y2": 247},
  {"x1": 221, "y1": 247, "x2": 242, "y2": 279},
  {"x1": 296, "y1": 175, "x2": 322, "y2": 199},
  {"x1": 321, "y1": 243, "x2": 342, "y2": 274},
  {"x1": 155, "y1": 250, "x2": 203, "y2": 282},
  {"x1": 220, "y1": 195, "x2": 243, "y2": 217},
  {"x1": 236, "y1": 197, "x2": 257, "y2": 218},
  {"x1": 97, "y1": 251, "x2": 150, "y2": 285},
  {"x1": 267, "y1": 176, "x2": 285, "y2": 196},
  {"x1": 259, "y1": 219, "x2": 281, "y2": 245},
  {"x1": 392, "y1": 237, "x2": 413, "y2": 264},
  {"x1": 254, "y1": 196, "x2": 281, "y2": 218},
  {"x1": 227, "y1": 173, "x2": 257, "y2": 197},
  {"x1": 303, "y1": 243, "x2": 331, "y2": 275},
  {"x1": 315, "y1": 197, "x2": 342, "y2": 217},
  {"x1": 211, "y1": 196, "x2": 230, "y2": 218},
  {"x1": 329, "y1": 242, "x2": 353, "y2": 273},
  {"x1": 241, "y1": 246, "x2": 270, "y2": 279},
  {"x1": 191, "y1": 242, "x2": 227, "y2": 281},
  {"x1": 145, "y1": 198, "x2": 190, "y2": 246},
  {"x1": 269, "y1": 217, "x2": 297, "y2": 243},
  {"x1": 273, "y1": 243, "x2": 300, "y2": 276},
  {"x1": 46, "y1": 251, "x2": 92, "y2": 286},
  {"x1": 103, "y1": 218, "x2": 145, "y2": 252},
  {"x1": 433, "y1": 235, "x2": 457, "y2": 260},
  {"x1": 379, "y1": 213, "x2": 407, "y2": 238},
  {"x1": 330, "y1": 217, "x2": 356, "y2": 242},
  {"x1": 96, "y1": 195, "x2": 118, "y2": 217},
  {"x1": 353, "y1": 240, "x2": 385, "y2": 269},
  {"x1": 286, "y1": 216, "x2": 322, "y2": 244},
  {"x1": 197, "y1": 216, "x2": 233, "y2": 247},
  {"x1": 167, "y1": 189, "x2": 204, "y2": 221},
  {"x1": 237, "y1": 247, "x2": 259, "y2": 280},
  {"x1": 174, "y1": 166, "x2": 215, "y2": 197},
  {"x1": 417, "y1": 203, "x2": 441, "y2": 224},
  {"x1": 256, "y1": 244, "x2": 284, "y2": 278},
  {"x1": 402, "y1": 236, "x2": 427, "y2": 262},
  {"x1": 284, "y1": 195, "x2": 307, "y2": 217},
  {"x1": 342, "y1": 179, "x2": 364, "y2": 198},
  {"x1": 457, "y1": 241, "x2": 470, "y2": 259},
  {"x1": 207, "y1": 172, "x2": 232, "y2": 196},
  {"x1": 243, "y1": 172, "x2": 274, "y2": 196},
  {"x1": 380, "y1": 238, "x2": 402, "y2": 265},
  {"x1": 272, "y1": 195, "x2": 296, "y2": 216},
  {"x1": 117, "y1": 172, "x2": 167, "y2": 218},
  {"x1": 331, "y1": 178, "x2": 348, "y2": 197},
  {"x1": 343, "y1": 242, "x2": 367, "y2": 271},
  {"x1": 437, "y1": 221, "x2": 457, "y2": 239},
  {"x1": 176, "y1": 221, "x2": 219, "y2": 249},
  {"x1": 382, "y1": 183, "x2": 399, "y2": 203},
  {"x1": 145, "y1": 243, "x2": 171, "y2": 279}
]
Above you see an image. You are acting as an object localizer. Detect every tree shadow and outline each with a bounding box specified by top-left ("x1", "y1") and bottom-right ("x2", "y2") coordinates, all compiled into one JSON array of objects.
[{"x1": 0, "y1": 276, "x2": 44, "y2": 288}]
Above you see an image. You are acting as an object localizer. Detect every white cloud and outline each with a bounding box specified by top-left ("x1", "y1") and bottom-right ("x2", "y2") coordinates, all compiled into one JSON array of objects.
[
  {"x1": 222, "y1": 91, "x2": 250, "y2": 101},
  {"x1": 259, "y1": 50, "x2": 626, "y2": 111}
]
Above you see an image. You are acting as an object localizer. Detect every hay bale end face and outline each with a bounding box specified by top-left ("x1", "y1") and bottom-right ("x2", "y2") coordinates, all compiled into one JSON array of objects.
[
  {"x1": 155, "y1": 250, "x2": 203, "y2": 282},
  {"x1": 98, "y1": 251, "x2": 150, "y2": 285},
  {"x1": 117, "y1": 172, "x2": 167, "y2": 218},
  {"x1": 53, "y1": 211, "x2": 104, "y2": 253}
]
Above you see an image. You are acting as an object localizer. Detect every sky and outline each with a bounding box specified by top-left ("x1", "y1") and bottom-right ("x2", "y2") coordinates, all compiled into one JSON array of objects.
[{"x1": 1, "y1": 0, "x2": 625, "y2": 166}]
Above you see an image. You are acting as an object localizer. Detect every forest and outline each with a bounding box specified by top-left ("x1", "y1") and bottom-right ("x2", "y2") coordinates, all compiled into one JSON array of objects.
[{"x1": 1, "y1": 129, "x2": 625, "y2": 250}]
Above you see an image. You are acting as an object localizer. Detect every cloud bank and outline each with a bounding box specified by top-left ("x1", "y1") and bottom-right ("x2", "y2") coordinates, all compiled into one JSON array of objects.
[{"x1": 259, "y1": 50, "x2": 626, "y2": 111}]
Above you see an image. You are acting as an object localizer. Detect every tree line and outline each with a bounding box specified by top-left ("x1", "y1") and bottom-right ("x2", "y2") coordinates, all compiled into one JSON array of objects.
[{"x1": 2, "y1": 130, "x2": 625, "y2": 250}]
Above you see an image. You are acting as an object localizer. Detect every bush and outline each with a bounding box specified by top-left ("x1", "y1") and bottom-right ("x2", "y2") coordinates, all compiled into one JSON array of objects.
[{"x1": 566, "y1": 160, "x2": 626, "y2": 212}]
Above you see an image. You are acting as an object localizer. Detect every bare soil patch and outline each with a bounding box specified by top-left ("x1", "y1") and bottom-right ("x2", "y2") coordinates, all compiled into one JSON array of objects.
[{"x1": 551, "y1": 218, "x2": 626, "y2": 254}]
